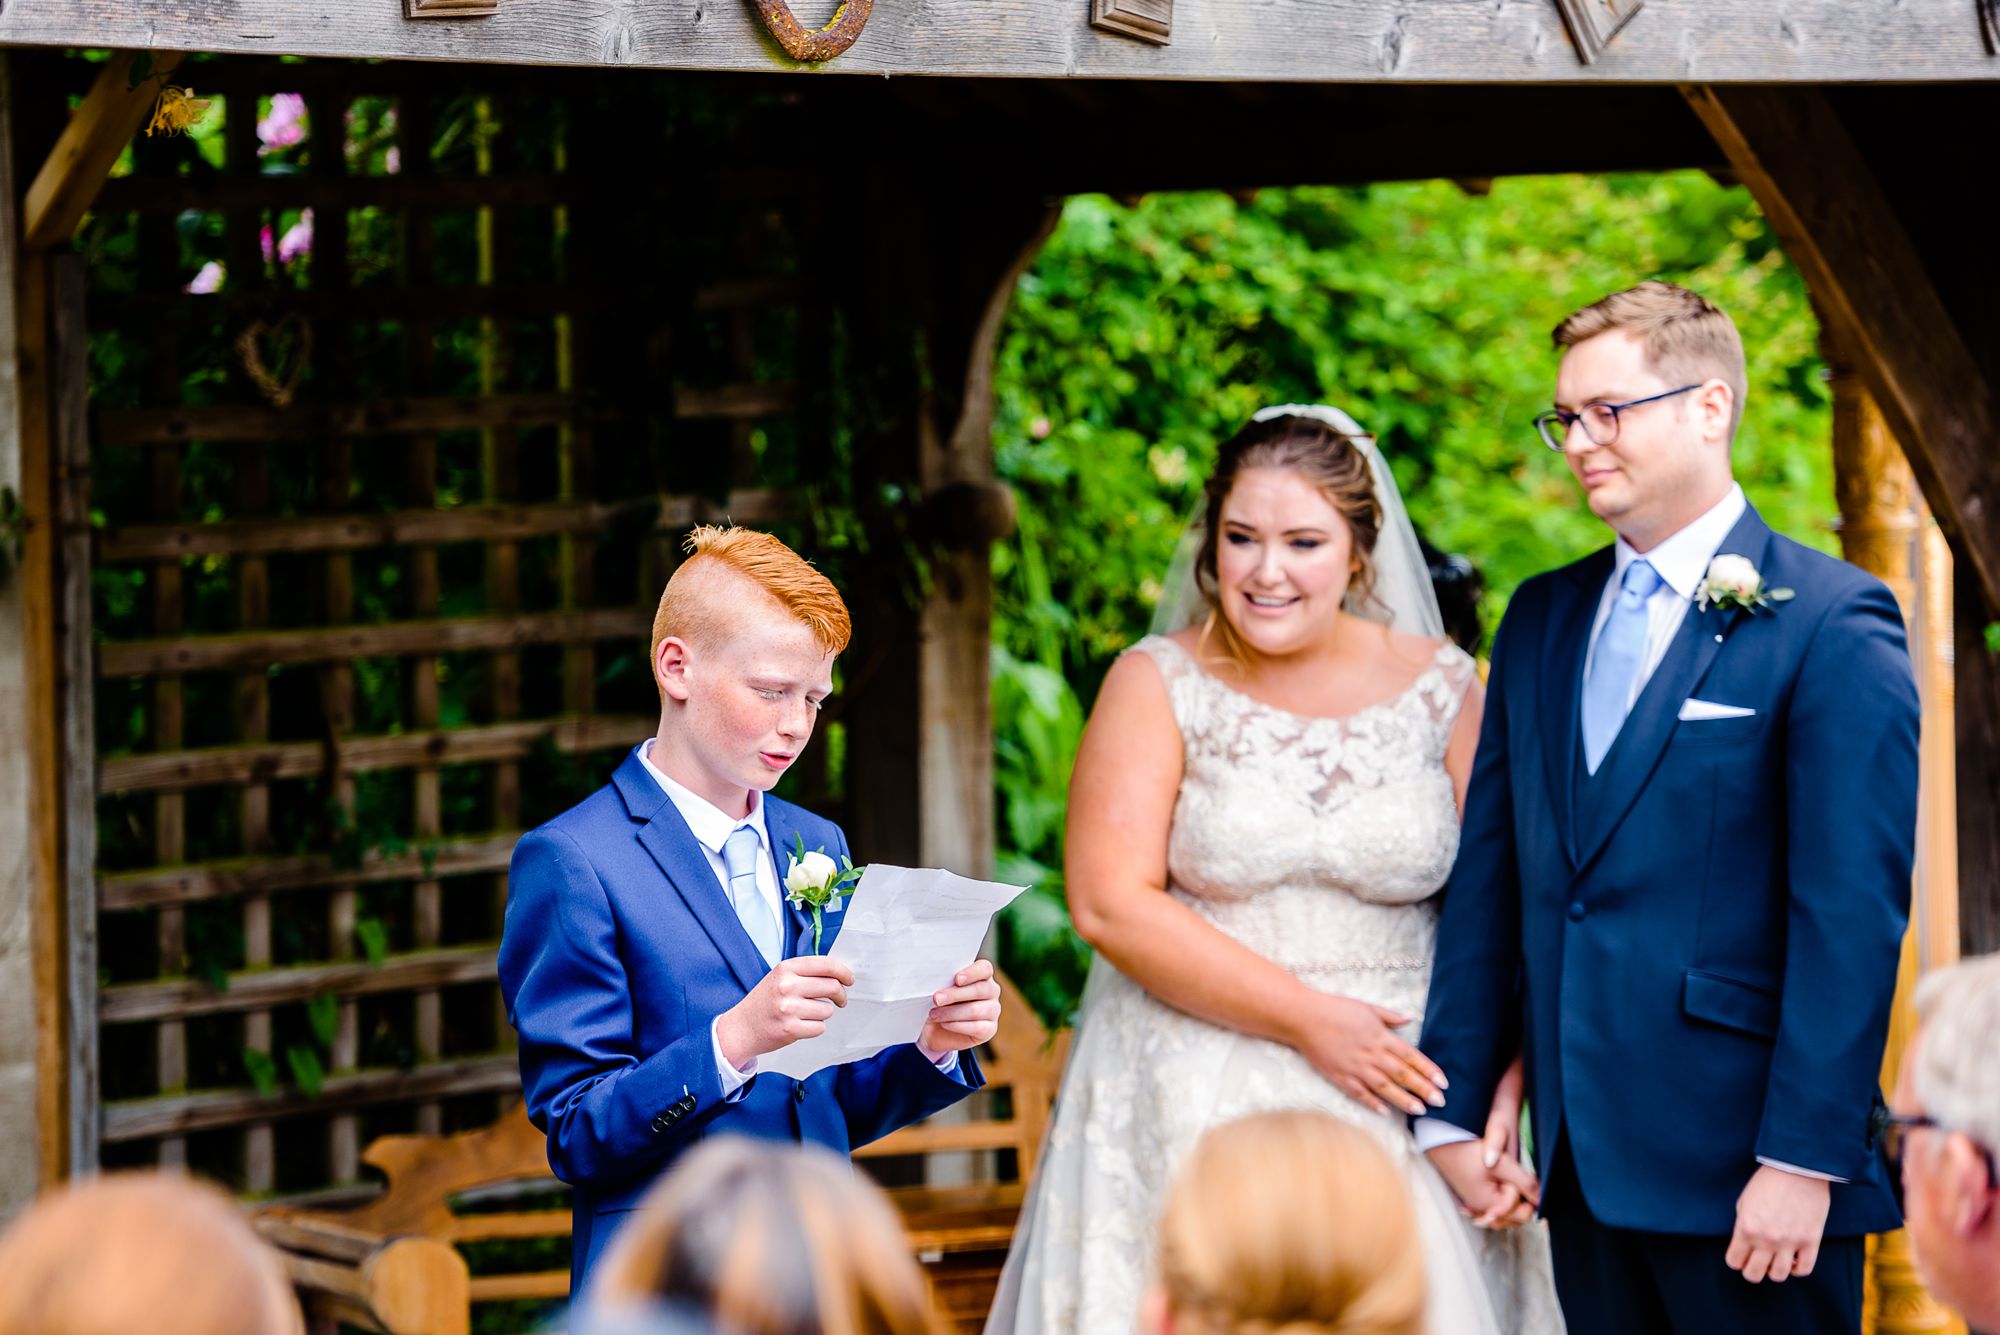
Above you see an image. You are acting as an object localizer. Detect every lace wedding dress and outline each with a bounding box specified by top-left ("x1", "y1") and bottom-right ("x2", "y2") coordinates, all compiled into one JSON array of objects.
[{"x1": 985, "y1": 635, "x2": 1563, "y2": 1335}]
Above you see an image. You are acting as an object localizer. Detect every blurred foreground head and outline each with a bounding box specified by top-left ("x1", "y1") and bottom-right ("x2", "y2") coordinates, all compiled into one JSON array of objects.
[
  {"x1": 1895, "y1": 951, "x2": 2000, "y2": 1330},
  {"x1": 588, "y1": 1138, "x2": 941, "y2": 1335},
  {"x1": 1147, "y1": 1111, "x2": 1425, "y2": 1335},
  {"x1": 0, "y1": 1172, "x2": 303, "y2": 1335}
]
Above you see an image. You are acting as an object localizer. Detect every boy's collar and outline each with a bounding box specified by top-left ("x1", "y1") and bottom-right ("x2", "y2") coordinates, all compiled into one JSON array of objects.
[{"x1": 638, "y1": 738, "x2": 765, "y2": 855}]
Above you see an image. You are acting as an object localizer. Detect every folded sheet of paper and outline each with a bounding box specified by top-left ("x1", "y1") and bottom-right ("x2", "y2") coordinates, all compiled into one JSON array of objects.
[{"x1": 759, "y1": 864, "x2": 1027, "y2": 1081}]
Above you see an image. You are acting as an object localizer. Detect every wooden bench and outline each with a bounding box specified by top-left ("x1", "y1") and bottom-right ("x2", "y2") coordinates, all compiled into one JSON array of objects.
[{"x1": 257, "y1": 973, "x2": 1068, "y2": 1335}]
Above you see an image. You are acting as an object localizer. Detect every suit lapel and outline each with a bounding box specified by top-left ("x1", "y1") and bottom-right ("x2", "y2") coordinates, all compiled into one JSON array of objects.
[
  {"x1": 1572, "y1": 508, "x2": 1773, "y2": 875},
  {"x1": 761, "y1": 799, "x2": 816, "y2": 958},
  {"x1": 1540, "y1": 550, "x2": 1612, "y2": 870},
  {"x1": 615, "y1": 749, "x2": 772, "y2": 993}
]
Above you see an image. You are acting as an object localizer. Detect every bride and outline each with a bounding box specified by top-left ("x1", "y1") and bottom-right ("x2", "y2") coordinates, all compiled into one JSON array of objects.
[{"x1": 985, "y1": 406, "x2": 1563, "y2": 1334}]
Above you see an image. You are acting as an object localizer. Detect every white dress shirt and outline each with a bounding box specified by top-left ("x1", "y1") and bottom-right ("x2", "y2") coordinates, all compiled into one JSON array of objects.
[
  {"x1": 637, "y1": 739, "x2": 954, "y2": 1098},
  {"x1": 1415, "y1": 486, "x2": 1841, "y2": 1182},
  {"x1": 1583, "y1": 483, "x2": 1747, "y2": 706}
]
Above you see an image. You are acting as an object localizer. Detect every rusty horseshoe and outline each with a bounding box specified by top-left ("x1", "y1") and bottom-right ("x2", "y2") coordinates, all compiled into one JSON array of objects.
[{"x1": 750, "y1": 0, "x2": 873, "y2": 61}]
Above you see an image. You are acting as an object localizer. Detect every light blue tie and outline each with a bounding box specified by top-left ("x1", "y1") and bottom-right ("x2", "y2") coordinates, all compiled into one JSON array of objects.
[
  {"x1": 1582, "y1": 559, "x2": 1663, "y2": 774},
  {"x1": 721, "y1": 826, "x2": 782, "y2": 968}
]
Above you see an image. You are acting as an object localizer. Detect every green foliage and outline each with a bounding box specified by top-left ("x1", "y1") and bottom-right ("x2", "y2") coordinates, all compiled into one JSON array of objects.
[
  {"x1": 989, "y1": 173, "x2": 1834, "y2": 1023},
  {"x1": 242, "y1": 1048, "x2": 278, "y2": 1100},
  {"x1": 356, "y1": 916, "x2": 390, "y2": 969},
  {"x1": 285, "y1": 1044, "x2": 326, "y2": 1100},
  {"x1": 991, "y1": 646, "x2": 1091, "y2": 1027}
]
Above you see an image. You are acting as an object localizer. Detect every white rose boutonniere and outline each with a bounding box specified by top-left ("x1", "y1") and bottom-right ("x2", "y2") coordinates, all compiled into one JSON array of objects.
[
  {"x1": 784, "y1": 834, "x2": 863, "y2": 953},
  {"x1": 1695, "y1": 554, "x2": 1794, "y2": 615}
]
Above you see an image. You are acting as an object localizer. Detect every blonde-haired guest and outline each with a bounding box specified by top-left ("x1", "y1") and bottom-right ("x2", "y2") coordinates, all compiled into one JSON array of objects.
[
  {"x1": 1143, "y1": 1111, "x2": 1425, "y2": 1335},
  {"x1": 585, "y1": 1137, "x2": 942, "y2": 1335},
  {"x1": 0, "y1": 1173, "x2": 304, "y2": 1335}
]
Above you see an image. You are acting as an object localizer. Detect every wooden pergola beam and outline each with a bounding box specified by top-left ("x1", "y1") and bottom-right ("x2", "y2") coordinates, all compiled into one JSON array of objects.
[
  {"x1": 0, "y1": 1, "x2": 1996, "y2": 82},
  {"x1": 1684, "y1": 84, "x2": 2000, "y2": 615},
  {"x1": 20, "y1": 50, "x2": 182, "y2": 253}
]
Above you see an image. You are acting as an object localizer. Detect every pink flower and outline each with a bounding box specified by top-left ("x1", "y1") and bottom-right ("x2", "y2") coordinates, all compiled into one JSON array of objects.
[
  {"x1": 260, "y1": 211, "x2": 313, "y2": 267},
  {"x1": 184, "y1": 261, "x2": 225, "y2": 294},
  {"x1": 276, "y1": 209, "x2": 314, "y2": 265},
  {"x1": 258, "y1": 93, "x2": 307, "y2": 155},
  {"x1": 384, "y1": 146, "x2": 401, "y2": 175}
]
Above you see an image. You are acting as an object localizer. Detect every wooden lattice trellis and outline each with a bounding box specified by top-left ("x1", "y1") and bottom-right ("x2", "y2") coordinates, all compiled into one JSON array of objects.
[{"x1": 59, "y1": 55, "x2": 838, "y2": 1208}]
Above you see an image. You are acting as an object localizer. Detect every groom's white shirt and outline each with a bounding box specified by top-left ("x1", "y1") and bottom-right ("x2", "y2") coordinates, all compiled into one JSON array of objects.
[
  {"x1": 1584, "y1": 482, "x2": 1746, "y2": 707},
  {"x1": 1415, "y1": 483, "x2": 1841, "y2": 1182}
]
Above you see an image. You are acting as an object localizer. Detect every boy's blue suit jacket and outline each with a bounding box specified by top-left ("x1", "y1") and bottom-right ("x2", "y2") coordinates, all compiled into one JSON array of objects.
[
  {"x1": 498, "y1": 748, "x2": 982, "y2": 1291},
  {"x1": 1421, "y1": 505, "x2": 1916, "y2": 1237}
]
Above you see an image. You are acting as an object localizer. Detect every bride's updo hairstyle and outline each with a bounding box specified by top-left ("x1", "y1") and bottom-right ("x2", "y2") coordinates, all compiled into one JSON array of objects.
[
  {"x1": 1151, "y1": 1111, "x2": 1425, "y2": 1335},
  {"x1": 1194, "y1": 413, "x2": 1383, "y2": 665}
]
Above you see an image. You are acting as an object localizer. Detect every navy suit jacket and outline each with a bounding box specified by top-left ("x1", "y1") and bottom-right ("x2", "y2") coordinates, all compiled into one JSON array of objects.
[
  {"x1": 498, "y1": 748, "x2": 982, "y2": 1291},
  {"x1": 1420, "y1": 504, "x2": 1915, "y2": 1237}
]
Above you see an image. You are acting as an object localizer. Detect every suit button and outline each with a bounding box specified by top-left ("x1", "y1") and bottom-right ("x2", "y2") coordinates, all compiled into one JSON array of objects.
[
  {"x1": 794, "y1": 1083, "x2": 807, "y2": 1104},
  {"x1": 650, "y1": 1116, "x2": 668, "y2": 1134},
  {"x1": 680, "y1": 1096, "x2": 695, "y2": 1113},
  {"x1": 1567, "y1": 901, "x2": 1586, "y2": 922}
]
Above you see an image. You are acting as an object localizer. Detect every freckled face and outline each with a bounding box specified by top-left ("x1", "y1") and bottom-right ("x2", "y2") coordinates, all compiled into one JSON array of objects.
[
  {"x1": 656, "y1": 593, "x2": 834, "y2": 814},
  {"x1": 1213, "y1": 467, "x2": 1357, "y2": 658}
]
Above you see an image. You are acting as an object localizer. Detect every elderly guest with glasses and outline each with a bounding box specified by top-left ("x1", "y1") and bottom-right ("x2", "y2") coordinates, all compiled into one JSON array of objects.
[{"x1": 1884, "y1": 952, "x2": 2000, "y2": 1332}]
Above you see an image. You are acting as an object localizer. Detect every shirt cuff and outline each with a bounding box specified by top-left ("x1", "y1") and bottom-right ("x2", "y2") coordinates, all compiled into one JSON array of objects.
[
  {"x1": 711, "y1": 1016, "x2": 756, "y2": 1102},
  {"x1": 917, "y1": 1042, "x2": 959, "y2": 1073},
  {"x1": 1757, "y1": 1156, "x2": 1848, "y2": 1184},
  {"x1": 1412, "y1": 1118, "x2": 1480, "y2": 1153}
]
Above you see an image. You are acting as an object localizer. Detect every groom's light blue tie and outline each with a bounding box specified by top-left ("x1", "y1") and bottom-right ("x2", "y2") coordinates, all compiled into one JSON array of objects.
[
  {"x1": 1582, "y1": 559, "x2": 1663, "y2": 774},
  {"x1": 721, "y1": 826, "x2": 782, "y2": 968}
]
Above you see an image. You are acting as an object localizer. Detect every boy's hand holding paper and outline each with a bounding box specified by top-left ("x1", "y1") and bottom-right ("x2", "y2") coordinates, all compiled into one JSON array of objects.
[{"x1": 759, "y1": 865, "x2": 1027, "y2": 1080}]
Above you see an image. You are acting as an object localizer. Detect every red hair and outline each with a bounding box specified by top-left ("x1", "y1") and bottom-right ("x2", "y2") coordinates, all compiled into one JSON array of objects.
[{"x1": 651, "y1": 526, "x2": 852, "y2": 673}]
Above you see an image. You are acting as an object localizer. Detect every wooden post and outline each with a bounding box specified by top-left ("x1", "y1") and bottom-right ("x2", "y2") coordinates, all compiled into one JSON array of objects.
[
  {"x1": 1913, "y1": 524, "x2": 1960, "y2": 975},
  {"x1": 0, "y1": 51, "x2": 65, "y2": 1214},
  {"x1": 1683, "y1": 86, "x2": 2000, "y2": 617},
  {"x1": 20, "y1": 50, "x2": 183, "y2": 253},
  {"x1": 50, "y1": 256, "x2": 99, "y2": 1179},
  {"x1": 400, "y1": 91, "x2": 448, "y2": 1139},
  {"x1": 1827, "y1": 341, "x2": 1963, "y2": 1335},
  {"x1": 831, "y1": 179, "x2": 1047, "y2": 1194},
  {"x1": 840, "y1": 179, "x2": 1051, "y2": 880},
  {"x1": 1685, "y1": 84, "x2": 2000, "y2": 960},
  {"x1": 306, "y1": 87, "x2": 363, "y2": 1183}
]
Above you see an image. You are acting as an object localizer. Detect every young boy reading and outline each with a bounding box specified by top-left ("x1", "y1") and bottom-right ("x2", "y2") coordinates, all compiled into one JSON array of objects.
[{"x1": 499, "y1": 526, "x2": 1001, "y2": 1292}]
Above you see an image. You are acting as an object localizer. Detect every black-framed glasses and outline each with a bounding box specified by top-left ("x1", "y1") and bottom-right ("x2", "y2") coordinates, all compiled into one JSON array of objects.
[
  {"x1": 1533, "y1": 384, "x2": 1702, "y2": 452},
  {"x1": 1877, "y1": 1110, "x2": 2000, "y2": 1191}
]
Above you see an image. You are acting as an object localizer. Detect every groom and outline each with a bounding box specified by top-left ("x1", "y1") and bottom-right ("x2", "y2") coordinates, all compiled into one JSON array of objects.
[
  {"x1": 1419, "y1": 282, "x2": 1917, "y2": 1332},
  {"x1": 498, "y1": 525, "x2": 999, "y2": 1292}
]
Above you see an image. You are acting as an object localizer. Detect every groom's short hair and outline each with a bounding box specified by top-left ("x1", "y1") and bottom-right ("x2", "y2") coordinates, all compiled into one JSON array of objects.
[
  {"x1": 1554, "y1": 281, "x2": 1747, "y2": 440},
  {"x1": 650, "y1": 526, "x2": 851, "y2": 672}
]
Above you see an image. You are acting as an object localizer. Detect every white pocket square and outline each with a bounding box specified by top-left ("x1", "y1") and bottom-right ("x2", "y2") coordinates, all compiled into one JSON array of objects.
[{"x1": 1679, "y1": 699, "x2": 1757, "y2": 721}]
